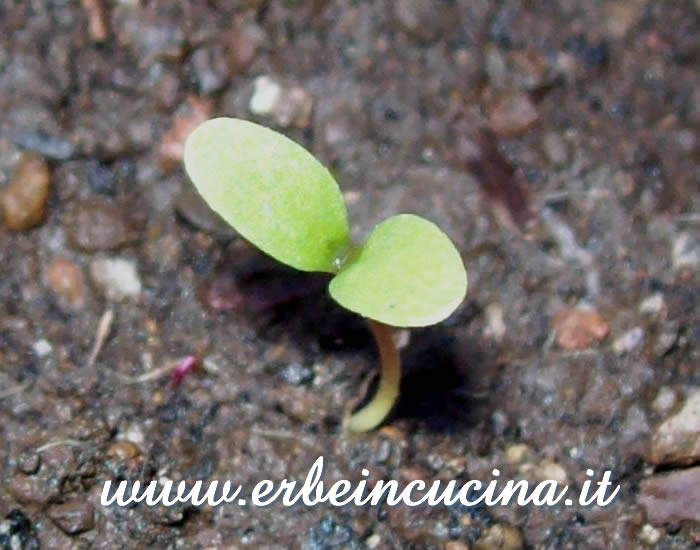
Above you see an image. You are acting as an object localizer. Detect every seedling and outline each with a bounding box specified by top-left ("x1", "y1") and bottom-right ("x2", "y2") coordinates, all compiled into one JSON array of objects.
[{"x1": 184, "y1": 118, "x2": 467, "y2": 432}]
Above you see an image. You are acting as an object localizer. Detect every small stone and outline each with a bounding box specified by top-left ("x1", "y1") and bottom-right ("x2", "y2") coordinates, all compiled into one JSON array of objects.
[
  {"x1": 123, "y1": 423, "x2": 145, "y2": 445},
  {"x1": 1, "y1": 153, "x2": 50, "y2": 231},
  {"x1": 14, "y1": 131, "x2": 75, "y2": 160},
  {"x1": 474, "y1": 524, "x2": 523, "y2": 550},
  {"x1": 504, "y1": 444, "x2": 531, "y2": 464},
  {"x1": 533, "y1": 459, "x2": 568, "y2": 485},
  {"x1": 249, "y1": 76, "x2": 314, "y2": 128},
  {"x1": 638, "y1": 524, "x2": 662, "y2": 546},
  {"x1": 638, "y1": 467, "x2": 700, "y2": 525},
  {"x1": 365, "y1": 534, "x2": 382, "y2": 549},
  {"x1": 648, "y1": 390, "x2": 700, "y2": 466},
  {"x1": 542, "y1": 132, "x2": 569, "y2": 167},
  {"x1": 112, "y1": 4, "x2": 185, "y2": 62},
  {"x1": 446, "y1": 542, "x2": 470, "y2": 550},
  {"x1": 655, "y1": 322, "x2": 680, "y2": 357},
  {"x1": 153, "y1": 70, "x2": 181, "y2": 110},
  {"x1": 17, "y1": 452, "x2": 41, "y2": 475},
  {"x1": 8, "y1": 476, "x2": 52, "y2": 505},
  {"x1": 159, "y1": 96, "x2": 213, "y2": 172},
  {"x1": 488, "y1": 93, "x2": 538, "y2": 137},
  {"x1": 672, "y1": 232, "x2": 699, "y2": 270},
  {"x1": 81, "y1": 0, "x2": 109, "y2": 42},
  {"x1": 106, "y1": 440, "x2": 142, "y2": 460},
  {"x1": 484, "y1": 303, "x2": 506, "y2": 341},
  {"x1": 508, "y1": 49, "x2": 552, "y2": 91},
  {"x1": 553, "y1": 308, "x2": 610, "y2": 350},
  {"x1": 47, "y1": 257, "x2": 87, "y2": 309},
  {"x1": 249, "y1": 75, "x2": 280, "y2": 114},
  {"x1": 606, "y1": 1, "x2": 644, "y2": 39},
  {"x1": 48, "y1": 501, "x2": 95, "y2": 535},
  {"x1": 67, "y1": 198, "x2": 137, "y2": 251},
  {"x1": 191, "y1": 43, "x2": 230, "y2": 94},
  {"x1": 639, "y1": 293, "x2": 664, "y2": 315},
  {"x1": 32, "y1": 339, "x2": 53, "y2": 358},
  {"x1": 280, "y1": 363, "x2": 314, "y2": 386},
  {"x1": 612, "y1": 327, "x2": 644, "y2": 354},
  {"x1": 175, "y1": 183, "x2": 235, "y2": 238},
  {"x1": 651, "y1": 387, "x2": 677, "y2": 414},
  {"x1": 90, "y1": 257, "x2": 142, "y2": 301},
  {"x1": 394, "y1": 0, "x2": 452, "y2": 42}
]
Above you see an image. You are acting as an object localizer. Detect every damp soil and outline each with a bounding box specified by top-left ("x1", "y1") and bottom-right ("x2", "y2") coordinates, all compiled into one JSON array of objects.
[{"x1": 0, "y1": 1, "x2": 698, "y2": 549}]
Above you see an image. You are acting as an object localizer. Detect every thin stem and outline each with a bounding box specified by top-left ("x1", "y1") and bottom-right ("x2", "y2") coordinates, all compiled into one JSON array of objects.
[{"x1": 346, "y1": 320, "x2": 401, "y2": 432}]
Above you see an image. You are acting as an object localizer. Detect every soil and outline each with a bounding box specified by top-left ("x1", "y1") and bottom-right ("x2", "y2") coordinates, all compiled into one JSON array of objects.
[{"x1": 0, "y1": 1, "x2": 698, "y2": 549}]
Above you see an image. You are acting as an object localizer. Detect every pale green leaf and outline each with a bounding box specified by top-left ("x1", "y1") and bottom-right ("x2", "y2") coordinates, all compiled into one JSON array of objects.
[
  {"x1": 329, "y1": 214, "x2": 467, "y2": 327},
  {"x1": 184, "y1": 117, "x2": 350, "y2": 272}
]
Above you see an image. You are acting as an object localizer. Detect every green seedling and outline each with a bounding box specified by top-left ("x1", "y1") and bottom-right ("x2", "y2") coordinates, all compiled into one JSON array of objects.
[{"x1": 184, "y1": 118, "x2": 467, "y2": 432}]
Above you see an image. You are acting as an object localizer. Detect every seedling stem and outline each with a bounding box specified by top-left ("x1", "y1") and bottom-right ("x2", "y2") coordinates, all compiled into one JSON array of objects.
[{"x1": 346, "y1": 320, "x2": 401, "y2": 432}]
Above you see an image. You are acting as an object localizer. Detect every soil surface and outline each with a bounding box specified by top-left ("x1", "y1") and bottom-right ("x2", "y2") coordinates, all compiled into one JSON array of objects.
[{"x1": 1, "y1": 1, "x2": 698, "y2": 549}]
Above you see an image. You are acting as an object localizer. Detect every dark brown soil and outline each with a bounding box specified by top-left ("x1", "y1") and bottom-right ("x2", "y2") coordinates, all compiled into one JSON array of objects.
[{"x1": 0, "y1": 1, "x2": 698, "y2": 549}]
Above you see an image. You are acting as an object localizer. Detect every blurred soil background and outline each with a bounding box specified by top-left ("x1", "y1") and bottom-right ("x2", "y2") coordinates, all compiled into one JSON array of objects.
[{"x1": 0, "y1": 1, "x2": 698, "y2": 548}]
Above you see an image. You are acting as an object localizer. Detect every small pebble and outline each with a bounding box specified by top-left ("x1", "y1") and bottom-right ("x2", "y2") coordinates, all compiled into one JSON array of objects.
[
  {"x1": 638, "y1": 524, "x2": 662, "y2": 546},
  {"x1": 191, "y1": 43, "x2": 230, "y2": 94},
  {"x1": 365, "y1": 534, "x2": 381, "y2": 549},
  {"x1": 394, "y1": 0, "x2": 451, "y2": 42},
  {"x1": 48, "y1": 501, "x2": 95, "y2": 535},
  {"x1": 484, "y1": 303, "x2": 506, "y2": 341},
  {"x1": 533, "y1": 459, "x2": 568, "y2": 485},
  {"x1": 638, "y1": 293, "x2": 664, "y2": 315},
  {"x1": 504, "y1": 444, "x2": 531, "y2": 464},
  {"x1": 249, "y1": 76, "x2": 281, "y2": 116},
  {"x1": 648, "y1": 390, "x2": 700, "y2": 466},
  {"x1": 226, "y1": 24, "x2": 263, "y2": 70},
  {"x1": 605, "y1": 1, "x2": 644, "y2": 39},
  {"x1": 123, "y1": 423, "x2": 145, "y2": 445},
  {"x1": 612, "y1": 327, "x2": 644, "y2": 354},
  {"x1": 67, "y1": 198, "x2": 137, "y2": 251},
  {"x1": 280, "y1": 363, "x2": 314, "y2": 386},
  {"x1": 489, "y1": 93, "x2": 539, "y2": 137},
  {"x1": 112, "y1": 4, "x2": 185, "y2": 61},
  {"x1": 17, "y1": 452, "x2": 41, "y2": 475},
  {"x1": 159, "y1": 96, "x2": 213, "y2": 172},
  {"x1": 672, "y1": 232, "x2": 699, "y2": 270},
  {"x1": 542, "y1": 132, "x2": 569, "y2": 167},
  {"x1": 638, "y1": 466, "x2": 700, "y2": 525},
  {"x1": 249, "y1": 76, "x2": 314, "y2": 128},
  {"x1": 32, "y1": 339, "x2": 53, "y2": 357},
  {"x1": 90, "y1": 257, "x2": 142, "y2": 301},
  {"x1": 553, "y1": 308, "x2": 609, "y2": 350},
  {"x1": 14, "y1": 131, "x2": 75, "y2": 160},
  {"x1": 81, "y1": 0, "x2": 109, "y2": 42},
  {"x1": 654, "y1": 323, "x2": 679, "y2": 357},
  {"x1": 474, "y1": 524, "x2": 523, "y2": 550},
  {"x1": 1, "y1": 153, "x2": 51, "y2": 231},
  {"x1": 651, "y1": 387, "x2": 677, "y2": 414},
  {"x1": 47, "y1": 256, "x2": 87, "y2": 308},
  {"x1": 106, "y1": 440, "x2": 142, "y2": 460}
]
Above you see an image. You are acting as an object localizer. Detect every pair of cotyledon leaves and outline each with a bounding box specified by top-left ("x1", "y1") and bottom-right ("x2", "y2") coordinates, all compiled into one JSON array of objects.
[{"x1": 184, "y1": 118, "x2": 467, "y2": 328}]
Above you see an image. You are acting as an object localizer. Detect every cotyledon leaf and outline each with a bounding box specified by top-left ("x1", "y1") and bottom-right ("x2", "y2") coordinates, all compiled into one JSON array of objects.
[
  {"x1": 184, "y1": 117, "x2": 350, "y2": 273},
  {"x1": 329, "y1": 214, "x2": 467, "y2": 327}
]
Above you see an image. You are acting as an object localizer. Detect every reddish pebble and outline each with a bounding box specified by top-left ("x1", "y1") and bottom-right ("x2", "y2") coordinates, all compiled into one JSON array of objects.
[
  {"x1": 489, "y1": 92, "x2": 539, "y2": 137},
  {"x1": 47, "y1": 257, "x2": 86, "y2": 309},
  {"x1": 159, "y1": 96, "x2": 212, "y2": 172},
  {"x1": 554, "y1": 308, "x2": 610, "y2": 350}
]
